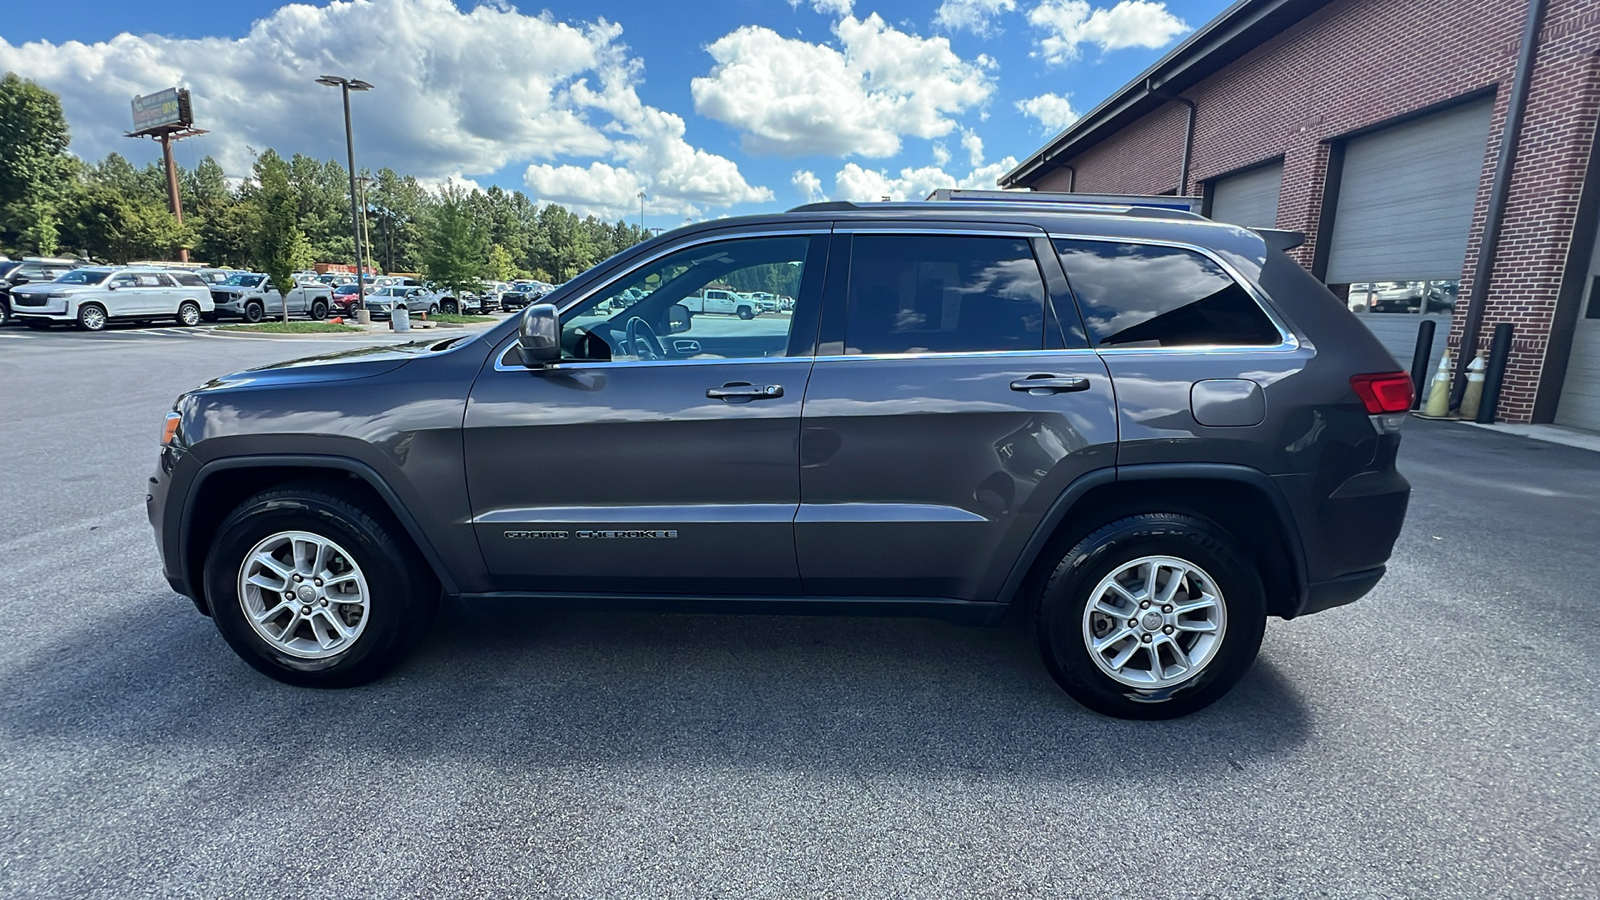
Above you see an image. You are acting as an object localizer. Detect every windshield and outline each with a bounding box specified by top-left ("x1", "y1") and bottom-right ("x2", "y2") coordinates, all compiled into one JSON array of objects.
[
  {"x1": 0, "y1": 262, "x2": 19, "y2": 278},
  {"x1": 54, "y1": 269, "x2": 112, "y2": 285},
  {"x1": 222, "y1": 273, "x2": 265, "y2": 288}
]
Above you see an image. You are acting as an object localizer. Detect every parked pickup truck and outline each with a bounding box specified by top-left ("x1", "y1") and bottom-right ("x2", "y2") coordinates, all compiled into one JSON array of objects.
[
  {"x1": 207, "y1": 273, "x2": 334, "y2": 322},
  {"x1": 681, "y1": 287, "x2": 760, "y2": 319}
]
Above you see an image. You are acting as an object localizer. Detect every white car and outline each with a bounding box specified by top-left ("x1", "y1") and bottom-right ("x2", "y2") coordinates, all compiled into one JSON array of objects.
[
  {"x1": 208, "y1": 273, "x2": 335, "y2": 322},
  {"x1": 8, "y1": 267, "x2": 215, "y2": 331}
]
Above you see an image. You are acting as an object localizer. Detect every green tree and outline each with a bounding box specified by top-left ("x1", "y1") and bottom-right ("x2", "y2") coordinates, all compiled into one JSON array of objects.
[
  {"x1": 252, "y1": 150, "x2": 306, "y2": 323},
  {"x1": 424, "y1": 186, "x2": 488, "y2": 296},
  {"x1": 486, "y1": 243, "x2": 516, "y2": 282},
  {"x1": 65, "y1": 183, "x2": 191, "y2": 263},
  {"x1": 0, "y1": 73, "x2": 77, "y2": 254}
]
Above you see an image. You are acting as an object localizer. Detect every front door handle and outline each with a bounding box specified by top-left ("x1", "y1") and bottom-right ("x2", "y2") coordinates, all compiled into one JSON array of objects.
[
  {"x1": 707, "y1": 383, "x2": 784, "y2": 402},
  {"x1": 1010, "y1": 375, "x2": 1091, "y2": 394}
]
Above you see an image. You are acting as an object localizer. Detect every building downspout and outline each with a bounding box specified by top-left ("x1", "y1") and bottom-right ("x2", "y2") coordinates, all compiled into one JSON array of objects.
[
  {"x1": 1060, "y1": 164, "x2": 1076, "y2": 192},
  {"x1": 1451, "y1": 0, "x2": 1547, "y2": 408},
  {"x1": 1148, "y1": 78, "x2": 1197, "y2": 195}
]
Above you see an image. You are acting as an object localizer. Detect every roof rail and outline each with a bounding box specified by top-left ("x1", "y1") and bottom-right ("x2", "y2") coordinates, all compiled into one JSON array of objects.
[{"x1": 788, "y1": 190, "x2": 1207, "y2": 220}]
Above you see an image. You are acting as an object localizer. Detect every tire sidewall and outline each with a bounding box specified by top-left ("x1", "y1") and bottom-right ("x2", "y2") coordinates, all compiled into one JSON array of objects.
[
  {"x1": 1038, "y1": 516, "x2": 1266, "y2": 719},
  {"x1": 78, "y1": 303, "x2": 107, "y2": 331},
  {"x1": 204, "y1": 494, "x2": 417, "y2": 686},
  {"x1": 244, "y1": 301, "x2": 264, "y2": 323},
  {"x1": 178, "y1": 301, "x2": 201, "y2": 326}
]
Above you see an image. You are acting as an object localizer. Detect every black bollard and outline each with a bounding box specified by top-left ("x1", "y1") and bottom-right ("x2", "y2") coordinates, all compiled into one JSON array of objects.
[
  {"x1": 1476, "y1": 323, "x2": 1514, "y2": 424},
  {"x1": 1408, "y1": 319, "x2": 1437, "y2": 409}
]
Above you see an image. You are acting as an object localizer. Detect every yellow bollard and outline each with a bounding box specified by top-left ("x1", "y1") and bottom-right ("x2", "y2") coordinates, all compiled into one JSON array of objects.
[
  {"x1": 1420, "y1": 349, "x2": 1452, "y2": 418},
  {"x1": 1457, "y1": 350, "x2": 1487, "y2": 420}
]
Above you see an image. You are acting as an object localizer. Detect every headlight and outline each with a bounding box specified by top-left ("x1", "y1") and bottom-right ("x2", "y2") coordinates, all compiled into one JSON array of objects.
[
  {"x1": 160, "y1": 412, "x2": 182, "y2": 447},
  {"x1": 48, "y1": 291, "x2": 71, "y2": 299}
]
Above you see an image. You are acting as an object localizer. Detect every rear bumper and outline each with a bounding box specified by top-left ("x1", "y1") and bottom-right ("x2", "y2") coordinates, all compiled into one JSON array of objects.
[{"x1": 1301, "y1": 566, "x2": 1386, "y2": 616}]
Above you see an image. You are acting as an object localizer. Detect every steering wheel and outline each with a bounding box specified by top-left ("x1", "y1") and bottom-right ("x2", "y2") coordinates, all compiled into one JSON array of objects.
[{"x1": 624, "y1": 316, "x2": 666, "y2": 361}]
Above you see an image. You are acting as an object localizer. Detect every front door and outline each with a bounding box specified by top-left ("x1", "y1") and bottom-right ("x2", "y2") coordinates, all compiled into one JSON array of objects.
[
  {"x1": 464, "y1": 228, "x2": 829, "y2": 595},
  {"x1": 796, "y1": 227, "x2": 1119, "y2": 602}
]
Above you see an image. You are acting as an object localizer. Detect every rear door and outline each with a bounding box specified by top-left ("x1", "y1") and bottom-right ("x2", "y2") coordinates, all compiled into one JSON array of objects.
[
  {"x1": 795, "y1": 224, "x2": 1118, "y2": 602},
  {"x1": 464, "y1": 227, "x2": 829, "y2": 595}
]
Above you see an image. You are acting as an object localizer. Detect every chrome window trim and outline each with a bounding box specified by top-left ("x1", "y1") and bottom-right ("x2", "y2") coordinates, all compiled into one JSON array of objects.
[
  {"x1": 1046, "y1": 232, "x2": 1302, "y2": 354},
  {"x1": 810, "y1": 348, "x2": 1099, "y2": 363},
  {"x1": 491, "y1": 228, "x2": 828, "y2": 374},
  {"x1": 494, "y1": 349, "x2": 815, "y2": 373},
  {"x1": 833, "y1": 225, "x2": 1046, "y2": 239}
]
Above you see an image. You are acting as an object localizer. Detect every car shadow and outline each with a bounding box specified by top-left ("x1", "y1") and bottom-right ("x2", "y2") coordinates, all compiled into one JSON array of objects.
[{"x1": 5, "y1": 590, "x2": 1312, "y2": 782}]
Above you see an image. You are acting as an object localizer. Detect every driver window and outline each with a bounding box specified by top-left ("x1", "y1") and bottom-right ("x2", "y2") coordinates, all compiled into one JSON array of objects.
[{"x1": 560, "y1": 235, "x2": 813, "y2": 363}]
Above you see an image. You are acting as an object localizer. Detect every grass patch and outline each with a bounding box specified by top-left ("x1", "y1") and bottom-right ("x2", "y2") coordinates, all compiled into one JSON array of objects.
[
  {"x1": 217, "y1": 321, "x2": 364, "y2": 334},
  {"x1": 429, "y1": 313, "x2": 496, "y2": 324}
]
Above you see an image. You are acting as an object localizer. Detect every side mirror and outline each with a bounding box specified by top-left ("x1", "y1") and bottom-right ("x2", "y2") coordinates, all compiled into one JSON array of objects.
[
  {"x1": 667, "y1": 303, "x2": 692, "y2": 335},
  {"x1": 11, "y1": 277, "x2": 28, "y2": 286},
  {"x1": 517, "y1": 303, "x2": 561, "y2": 367}
]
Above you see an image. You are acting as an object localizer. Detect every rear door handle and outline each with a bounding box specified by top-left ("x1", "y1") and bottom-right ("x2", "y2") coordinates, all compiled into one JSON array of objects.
[
  {"x1": 707, "y1": 383, "x2": 784, "y2": 402},
  {"x1": 1010, "y1": 375, "x2": 1091, "y2": 394}
]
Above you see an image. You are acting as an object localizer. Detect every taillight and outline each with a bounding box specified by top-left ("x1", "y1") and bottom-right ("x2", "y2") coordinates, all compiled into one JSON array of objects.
[{"x1": 1350, "y1": 372, "x2": 1414, "y2": 414}]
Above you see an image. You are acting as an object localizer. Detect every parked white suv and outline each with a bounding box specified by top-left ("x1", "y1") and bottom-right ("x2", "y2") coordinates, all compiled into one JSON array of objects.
[{"x1": 9, "y1": 267, "x2": 215, "y2": 331}]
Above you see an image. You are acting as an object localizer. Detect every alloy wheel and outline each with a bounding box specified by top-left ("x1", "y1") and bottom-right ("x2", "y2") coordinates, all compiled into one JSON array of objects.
[
  {"x1": 1081, "y1": 555, "x2": 1227, "y2": 689},
  {"x1": 238, "y1": 531, "x2": 371, "y2": 660}
]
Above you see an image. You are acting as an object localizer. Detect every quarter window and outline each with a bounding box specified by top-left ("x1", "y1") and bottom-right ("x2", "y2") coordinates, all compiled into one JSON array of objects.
[
  {"x1": 1054, "y1": 239, "x2": 1282, "y2": 348},
  {"x1": 844, "y1": 235, "x2": 1046, "y2": 355}
]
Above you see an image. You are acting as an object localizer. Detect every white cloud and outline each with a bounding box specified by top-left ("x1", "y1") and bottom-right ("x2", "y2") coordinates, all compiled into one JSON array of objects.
[
  {"x1": 792, "y1": 170, "x2": 826, "y2": 203},
  {"x1": 1016, "y1": 92, "x2": 1081, "y2": 133},
  {"x1": 1027, "y1": 1, "x2": 1189, "y2": 64},
  {"x1": 0, "y1": 0, "x2": 765, "y2": 218},
  {"x1": 524, "y1": 63, "x2": 772, "y2": 219},
  {"x1": 932, "y1": 143, "x2": 952, "y2": 166},
  {"x1": 935, "y1": 0, "x2": 1017, "y2": 36},
  {"x1": 802, "y1": 0, "x2": 856, "y2": 14},
  {"x1": 827, "y1": 156, "x2": 1021, "y2": 201},
  {"x1": 960, "y1": 129, "x2": 985, "y2": 166},
  {"x1": 692, "y1": 14, "x2": 994, "y2": 158}
]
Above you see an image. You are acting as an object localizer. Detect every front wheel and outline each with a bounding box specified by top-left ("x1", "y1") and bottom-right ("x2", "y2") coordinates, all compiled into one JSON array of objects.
[
  {"x1": 1035, "y1": 514, "x2": 1265, "y2": 720},
  {"x1": 427, "y1": 304, "x2": 440, "y2": 318},
  {"x1": 442, "y1": 300, "x2": 458, "y2": 315},
  {"x1": 203, "y1": 483, "x2": 439, "y2": 687},
  {"x1": 176, "y1": 301, "x2": 202, "y2": 327},
  {"x1": 737, "y1": 306, "x2": 755, "y2": 320},
  {"x1": 243, "y1": 301, "x2": 265, "y2": 323},
  {"x1": 77, "y1": 303, "x2": 108, "y2": 331}
]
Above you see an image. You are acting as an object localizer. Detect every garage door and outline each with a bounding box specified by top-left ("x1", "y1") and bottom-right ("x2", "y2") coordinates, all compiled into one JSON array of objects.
[
  {"x1": 1209, "y1": 161, "x2": 1283, "y2": 228},
  {"x1": 1324, "y1": 98, "x2": 1494, "y2": 366},
  {"x1": 1555, "y1": 220, "x2": 1600, "y2": 432}
]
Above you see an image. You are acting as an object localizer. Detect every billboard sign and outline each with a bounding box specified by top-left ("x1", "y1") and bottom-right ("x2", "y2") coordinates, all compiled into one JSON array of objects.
[{"x1": 131, "y1": 88, "x2": 192, "y2": 133}]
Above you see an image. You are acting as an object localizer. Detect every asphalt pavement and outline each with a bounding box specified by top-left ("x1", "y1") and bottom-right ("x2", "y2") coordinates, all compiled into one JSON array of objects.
[{"x1": 0, "y1": 323, "x2": 1595, "y2": 897}]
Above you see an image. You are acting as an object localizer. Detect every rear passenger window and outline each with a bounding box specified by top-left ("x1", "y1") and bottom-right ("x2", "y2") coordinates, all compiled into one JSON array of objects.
[
  {"x1": 1054, "y1": 239, "x2": 1283, "y2": 348},
  {"x1": 846, "y1": 235, "x2": 1045, "y2": 355},
  {"x1": 175, "y1": 273, "x2": 206, "y2": 287}
]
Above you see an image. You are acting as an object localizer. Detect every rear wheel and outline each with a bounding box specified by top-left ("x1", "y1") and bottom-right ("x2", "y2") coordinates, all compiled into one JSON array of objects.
[
  {"x1": 176, "y1": 301, "x2": 202, "y2": 327},
  {"x1": 310, "y1": 300, "x2": 328, "y2": 321},
  {"x1": 77, "y1": 303, "x2": 108, "y2": 331},
  {"x1": 1035, "y1": 514, "x2": 1265, "y2": 719},
  {"x1": 203, "y1": 483, "x2": 439, "y2": 687},
  {"x1": 243, "y1": 301, "x2": 264, "y2": 323}
]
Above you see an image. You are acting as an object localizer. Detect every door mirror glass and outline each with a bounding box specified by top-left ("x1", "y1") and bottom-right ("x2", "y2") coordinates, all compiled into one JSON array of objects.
[
  {"x1": 666, "y1": 303, "x2": 691, "y2": 334},
  {"x1": 11, "y1": 277, "x2": 28, "y2": 285},
  {"x1": 517, "y1": 303, "x2": 561, "y2": 367}
]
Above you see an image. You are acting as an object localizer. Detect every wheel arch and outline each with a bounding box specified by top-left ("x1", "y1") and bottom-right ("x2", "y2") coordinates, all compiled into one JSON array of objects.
[
  {"x1": 180, "y1": 456, "x2": 460, "y2": 610},
  {"x1": 1000, "y1": 464, "x2": 1309, "y2": 619}
]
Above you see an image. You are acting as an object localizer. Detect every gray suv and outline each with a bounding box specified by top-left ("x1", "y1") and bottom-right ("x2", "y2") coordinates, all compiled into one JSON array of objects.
[{"x1": 148, "y1": 198, "x2": 1413, "y2": 719}]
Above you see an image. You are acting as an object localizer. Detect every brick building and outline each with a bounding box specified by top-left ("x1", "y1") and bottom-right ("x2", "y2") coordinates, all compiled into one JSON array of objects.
[{"x1": 1001, "y1": 0, "x2": 1600, "y2": 429}]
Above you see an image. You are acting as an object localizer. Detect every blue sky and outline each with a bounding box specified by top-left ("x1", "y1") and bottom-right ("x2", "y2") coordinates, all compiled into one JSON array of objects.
[{"x1": 0, "y1": 0, "x2": 1230, "y2": 230}]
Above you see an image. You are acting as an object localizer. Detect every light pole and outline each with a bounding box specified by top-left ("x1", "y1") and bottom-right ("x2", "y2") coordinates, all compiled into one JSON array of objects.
[
  {"x1": 637, "y1": 190, "x2": 646, "y2": 234},
  {"x1": 316, "y1": 75, "x2": 373, "y2": 308}
]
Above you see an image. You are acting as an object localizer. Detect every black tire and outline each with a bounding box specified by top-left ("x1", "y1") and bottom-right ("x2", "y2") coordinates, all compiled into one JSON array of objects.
[
  {"x1": 442, "y1": 300, "x2": 458, "y2": 315},
  {"x1": 176, "y1": 301, "x2": 202, "y2": 327},
  {"x1": 737, "y1": 306, "x2": 755, "y2": 320},
  {"x1": 243, "y1": 301, "x2": 265, "y2": 323},
  {"x1": 427, "y1": 303, "x2": 440, "y2": 318},
  {"x1": 310, "y1": 300, "x2": 328, "y2": 321},
  {"x1": 1035, "y1": 514, "x2": 1265, "y2": 720},
  {"x1": 202, "y1": 482, "x2": 439, "y2": 688},
  {"x1": 77, "y1": 303, "x2": 108, "y2": 332}
]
